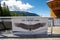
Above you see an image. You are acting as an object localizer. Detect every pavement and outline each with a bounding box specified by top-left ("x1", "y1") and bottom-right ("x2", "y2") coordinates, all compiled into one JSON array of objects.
[
  {"x1": 0, "y1": 26, "x2": 60, "y2": 40},
  {"x1": 0, "y1": 37, "x2": 60, "y2": 40}
]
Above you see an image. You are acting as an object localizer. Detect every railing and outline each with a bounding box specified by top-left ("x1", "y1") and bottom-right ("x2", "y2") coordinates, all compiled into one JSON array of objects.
[
  {"x1": 0, "y1": 17, "x2": 12, "y2": 31},
  {"x1": 0, "y1": 16, "x2": 52, "y2": 31}
]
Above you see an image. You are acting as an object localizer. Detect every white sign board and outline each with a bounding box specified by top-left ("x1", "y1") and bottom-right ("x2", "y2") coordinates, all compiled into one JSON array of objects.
[
  {"x1": 12, "y1": 16, "x2": 48, "y2": 36},
  {"x1": 54, "y1": 19, "x2": 60, "y2": 26}
]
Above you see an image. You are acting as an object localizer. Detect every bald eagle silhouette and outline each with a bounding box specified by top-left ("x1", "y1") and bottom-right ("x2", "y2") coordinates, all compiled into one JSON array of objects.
[{"x1": 14, "y1": 23, "x2": 46, "y2": 31}]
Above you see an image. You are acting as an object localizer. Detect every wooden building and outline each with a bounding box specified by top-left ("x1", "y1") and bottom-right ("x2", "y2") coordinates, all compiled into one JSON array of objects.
[{"x1": 47, "y1": 0, "x2": 60, "y2": 18}]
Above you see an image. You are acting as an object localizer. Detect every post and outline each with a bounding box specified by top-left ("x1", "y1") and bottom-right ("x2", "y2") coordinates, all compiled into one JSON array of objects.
[{"x1": 51, "y1": 19, "x2": 53, "y2": 37}]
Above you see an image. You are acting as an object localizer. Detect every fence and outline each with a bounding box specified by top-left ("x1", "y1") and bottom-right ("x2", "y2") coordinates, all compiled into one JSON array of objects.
[
  {"x1": 0, "y1": 16, "x2": 53, "y2": 31},
  {"x1": 0, "y1": 16, "x2": 54, "y2": 37}
]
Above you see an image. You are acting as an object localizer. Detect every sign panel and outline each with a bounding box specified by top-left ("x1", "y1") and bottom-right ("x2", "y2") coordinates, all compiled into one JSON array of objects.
[
  {"x1": 12, "y1": 16, "x2": 48, "y2": 37},
  {"x1": 54, "y1": 18, "x2": 60, "y2": 26}
]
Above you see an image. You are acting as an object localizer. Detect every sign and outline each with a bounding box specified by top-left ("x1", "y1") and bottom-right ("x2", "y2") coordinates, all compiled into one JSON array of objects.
[
  {"x1": 54, "y1": 18, "x2": 60, "y2": 26},
  {"x1": 12, "y1": 16, "x2": 48, "y2": 37}
]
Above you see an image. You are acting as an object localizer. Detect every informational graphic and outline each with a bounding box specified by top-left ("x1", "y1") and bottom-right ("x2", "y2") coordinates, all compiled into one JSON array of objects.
[
  {"x1": 12, "y1": 16, "x2": 48, "y2": 36},
  {"x1": 54, "y1": 19, "x2": 60, "y2": 26}
]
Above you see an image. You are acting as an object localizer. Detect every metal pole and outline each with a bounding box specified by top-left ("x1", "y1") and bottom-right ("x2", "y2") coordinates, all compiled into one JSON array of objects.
[{"x1": 51, "y1": 19, "x2": 53, "y2": 36}]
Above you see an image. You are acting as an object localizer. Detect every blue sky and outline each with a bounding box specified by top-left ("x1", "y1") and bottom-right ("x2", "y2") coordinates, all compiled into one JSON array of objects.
[
  {"x1": 0, "y1": 0, "x2": 50, "y2": 17},
  {"x1": 21, "y1": 0, "x2": 50, "y2": 17}
]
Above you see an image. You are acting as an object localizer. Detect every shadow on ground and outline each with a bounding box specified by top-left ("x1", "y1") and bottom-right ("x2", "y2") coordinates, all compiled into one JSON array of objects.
[{"x1": 0, "y1": 34, "x2": 60, "y2": 38}]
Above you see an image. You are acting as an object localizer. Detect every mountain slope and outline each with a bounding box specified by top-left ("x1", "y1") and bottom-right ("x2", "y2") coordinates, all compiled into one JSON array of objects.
[{"x1": 10, "y1": 11, "x2": 39, "y2": 16}]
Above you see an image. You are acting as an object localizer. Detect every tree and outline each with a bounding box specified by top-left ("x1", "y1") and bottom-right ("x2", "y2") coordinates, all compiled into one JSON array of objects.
[
  {"x1": 1, "y1": 2, "x2": 11, "y2": 16},
  {"x1": 20, "y1": 12, "x2": 25, "y2": 16},
  {"x1": 12, "y1": 13, "x2": 18, "y2": 16},
  {"x1": 0, "y1": 3, "x2": 3, "y2": 16}
]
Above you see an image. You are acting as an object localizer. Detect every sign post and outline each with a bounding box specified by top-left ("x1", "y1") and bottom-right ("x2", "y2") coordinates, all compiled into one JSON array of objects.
[{"x1": 51, "y1": 20, "x2": 53, "y2": 36}]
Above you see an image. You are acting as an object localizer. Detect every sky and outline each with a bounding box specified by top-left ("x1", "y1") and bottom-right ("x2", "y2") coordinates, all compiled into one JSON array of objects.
[{"x1": 0, "y1": 0, "x2": 50, "y2": 17}]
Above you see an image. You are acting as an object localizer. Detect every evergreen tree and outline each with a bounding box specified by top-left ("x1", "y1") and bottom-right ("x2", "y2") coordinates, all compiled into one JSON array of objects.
[
  {"x1": 2, "y1": 2, "x2": 11, "y2": 16},
  {"x1": 0, "y1": 3, "x2": 3, "y2": 16},
  {"x1": 20, "y1": 12, "x2": 25, "y2": 16}
]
